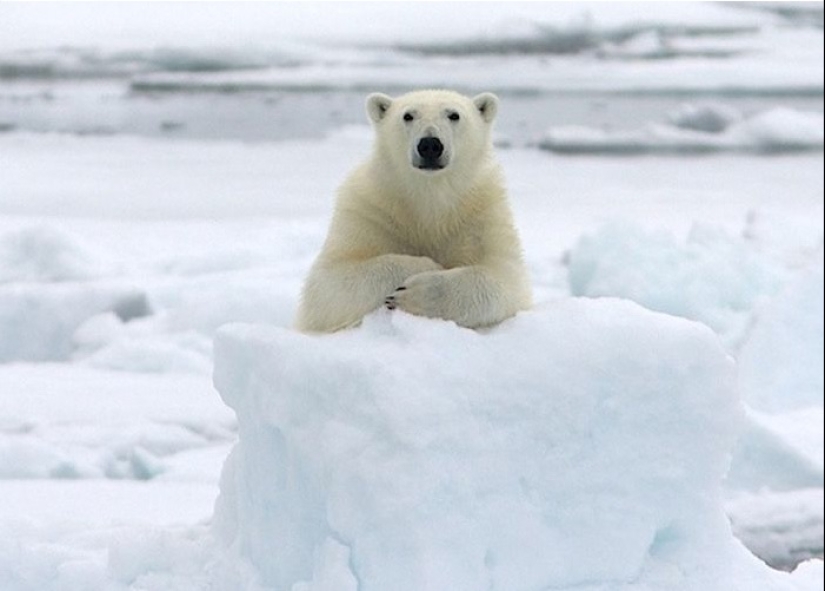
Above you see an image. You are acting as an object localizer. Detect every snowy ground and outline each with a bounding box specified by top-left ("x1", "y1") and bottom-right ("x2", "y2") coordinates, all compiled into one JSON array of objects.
[{"x1": 0, "y1": 2, "x2": 822, "y2": 589}]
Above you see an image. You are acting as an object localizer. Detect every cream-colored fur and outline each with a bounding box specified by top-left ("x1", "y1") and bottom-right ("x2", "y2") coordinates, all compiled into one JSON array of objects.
[{"x1": 295, "y1": 89, "x2": 532, "y2": 332}]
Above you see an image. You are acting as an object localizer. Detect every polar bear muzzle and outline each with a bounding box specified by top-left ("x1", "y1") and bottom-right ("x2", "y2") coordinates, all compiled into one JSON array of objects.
[{"x1": 415, "y1": 136, "x2": 446, "y2": 171}]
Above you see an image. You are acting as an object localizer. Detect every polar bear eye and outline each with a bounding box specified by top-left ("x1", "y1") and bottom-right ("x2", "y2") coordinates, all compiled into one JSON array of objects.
[
  {"x1": 448, "y1": 112, "x2": 460, "y2": 122},
  {"x1": 403, "y1": 112, "x2": 414, "y2": 122}
]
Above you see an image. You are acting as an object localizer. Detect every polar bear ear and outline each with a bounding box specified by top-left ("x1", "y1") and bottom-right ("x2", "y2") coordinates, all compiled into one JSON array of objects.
[
  {"x1": 366, "y1": 93, "x2": 394, "y2": 123},
  {"x1": 473, "y1": 92, "x2": 499, "y2": 123}
]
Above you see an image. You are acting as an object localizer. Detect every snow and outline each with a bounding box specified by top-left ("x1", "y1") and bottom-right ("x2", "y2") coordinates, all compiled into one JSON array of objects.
[
  {"x1": 0, "y1": 2, "x2": 787, "y2": 51},
  {"x1": 0, "y1": 1, "x2": 822, "y2": 589},
  {"x1": 728, "y1": 407, "x2": 823, "y2": 492},
  {"x1": 0, "y1": 131, "x2": 821, "y2": 590},
  {"x1": 0, "y1": 282, "x2": 150, "y2": 362},
  {"x1": 1, "y1": 2, "x2": 821, "y2": 97},
  {"x1": 0, "y1": 225, "x2": 110, "y2": 283},
  {"x1": 211, "y1": 303, "x2": 816, "y2": 590},
  {"x1": 738, "y1": 261, "x2": 824, "y2": 413},
  {"x1": 564, "y1": 221, "x2": 823, "y2": 574},
  {"x1": 567, "y1": 221, "x2": 786, "y2": 348},
  {"x1": 728, "y1": 488, "x2": 825, "y2": 572},
  {"x1": 0, "y1": 133, "x2": 356, "y2": 219},
  {"x1": 668, "y1": 102, "x2": 744, "y2": 133},
  {"x1": 540, "y1": 106, "x2": 825, "y2": 154},
  {"x1": 0, "y1": 364, "x2": 234, "y2": 479}
]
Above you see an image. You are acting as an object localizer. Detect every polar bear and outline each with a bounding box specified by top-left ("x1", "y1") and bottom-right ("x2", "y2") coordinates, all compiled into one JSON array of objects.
[{"x1": 295, "y1": 89, "x2": 532, "y2": 332}]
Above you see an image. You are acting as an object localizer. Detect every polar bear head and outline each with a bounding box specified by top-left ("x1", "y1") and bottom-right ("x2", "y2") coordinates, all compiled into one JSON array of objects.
[{"x1": 366, "y1": 89, "x2": 498, "y2": 182}]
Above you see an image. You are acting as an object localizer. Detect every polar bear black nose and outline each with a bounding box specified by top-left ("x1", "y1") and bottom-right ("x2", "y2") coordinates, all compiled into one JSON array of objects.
[{"x1": 417, "y1": 137, "x2": 444, "y2": 161}]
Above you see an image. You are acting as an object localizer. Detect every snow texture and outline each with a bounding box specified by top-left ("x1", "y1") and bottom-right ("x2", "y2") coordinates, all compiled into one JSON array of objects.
[
  {"x1": 738, "y1": 260, "x2": 824, "y2": 414},
  {"x1": 567, "y1": 222, "x2": 784, "y2": 349},
  {"x1": 729, "y1": 488, "x2": 825, "y2": 572},
  {"x1": 0, "y1": 282, "x2": 150, "y2": 363},
  {"x1": 212, "y1": 301, "x2": 816, "y2": 591}
]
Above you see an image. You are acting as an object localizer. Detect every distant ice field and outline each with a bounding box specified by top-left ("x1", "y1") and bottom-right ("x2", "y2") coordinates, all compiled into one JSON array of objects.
[
  {"x1": 1, "y1": 81, "x2": 822, "y2": 145},
  {"x1": 1, "y1": 0, "x2": 822, "y2": 144}
]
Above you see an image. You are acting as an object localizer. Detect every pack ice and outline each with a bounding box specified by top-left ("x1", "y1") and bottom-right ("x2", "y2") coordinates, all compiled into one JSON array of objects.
[{"x1": 212, "y1": 299, "x2": 821, "y2": 591}]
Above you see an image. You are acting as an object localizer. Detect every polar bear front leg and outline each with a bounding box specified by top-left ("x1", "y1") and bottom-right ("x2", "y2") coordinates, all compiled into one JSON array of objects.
[
  {"x1": 296, "y1": 253, "x2": 442, "y2": 332},
  {"x1": 385, "y1": 265, "x2": 529, "y2": 329}
]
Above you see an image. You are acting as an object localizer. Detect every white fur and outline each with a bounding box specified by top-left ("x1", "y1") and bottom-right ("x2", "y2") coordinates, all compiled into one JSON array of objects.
[{"x1": 296, "y1": 89, "x2": 532, "y2": 332}]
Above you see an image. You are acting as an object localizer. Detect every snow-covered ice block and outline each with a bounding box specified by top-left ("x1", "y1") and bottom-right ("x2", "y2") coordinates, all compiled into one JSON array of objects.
[
  {"x1": 728, "y1": 488, "x2": 825, "y2": 572},
  {"x1": 0, "y1": 282, "x2": 149, "y2": 362},
  {"x1": 567, "y1": 222, "x2": 782, "y2": 348},
  {"x1": 212, "y1": 300, "x2": 819, "y2": 591},
  {"x1": 728, "y1": 407, "x2": 824, "y2": 492},
  {"x1": 738, "y1": 261, "x2": 824, "y2": 414},
  {"x1": 539, "y1": 107, "x2": 825, "y2": 155},
  {"x1": 0, "y1": 224, "x2": 110, "y2": 284}
]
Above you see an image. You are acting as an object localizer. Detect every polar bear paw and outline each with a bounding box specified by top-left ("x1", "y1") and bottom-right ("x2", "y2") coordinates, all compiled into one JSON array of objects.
[{"x1": 384, "y1": 271, "x2": 449, "y2": 320}]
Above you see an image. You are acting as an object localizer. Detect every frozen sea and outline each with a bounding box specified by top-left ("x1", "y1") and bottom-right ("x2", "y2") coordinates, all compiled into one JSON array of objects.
[{"x1": 0, "y1": 2, "x2": 823, "y2": 590}]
